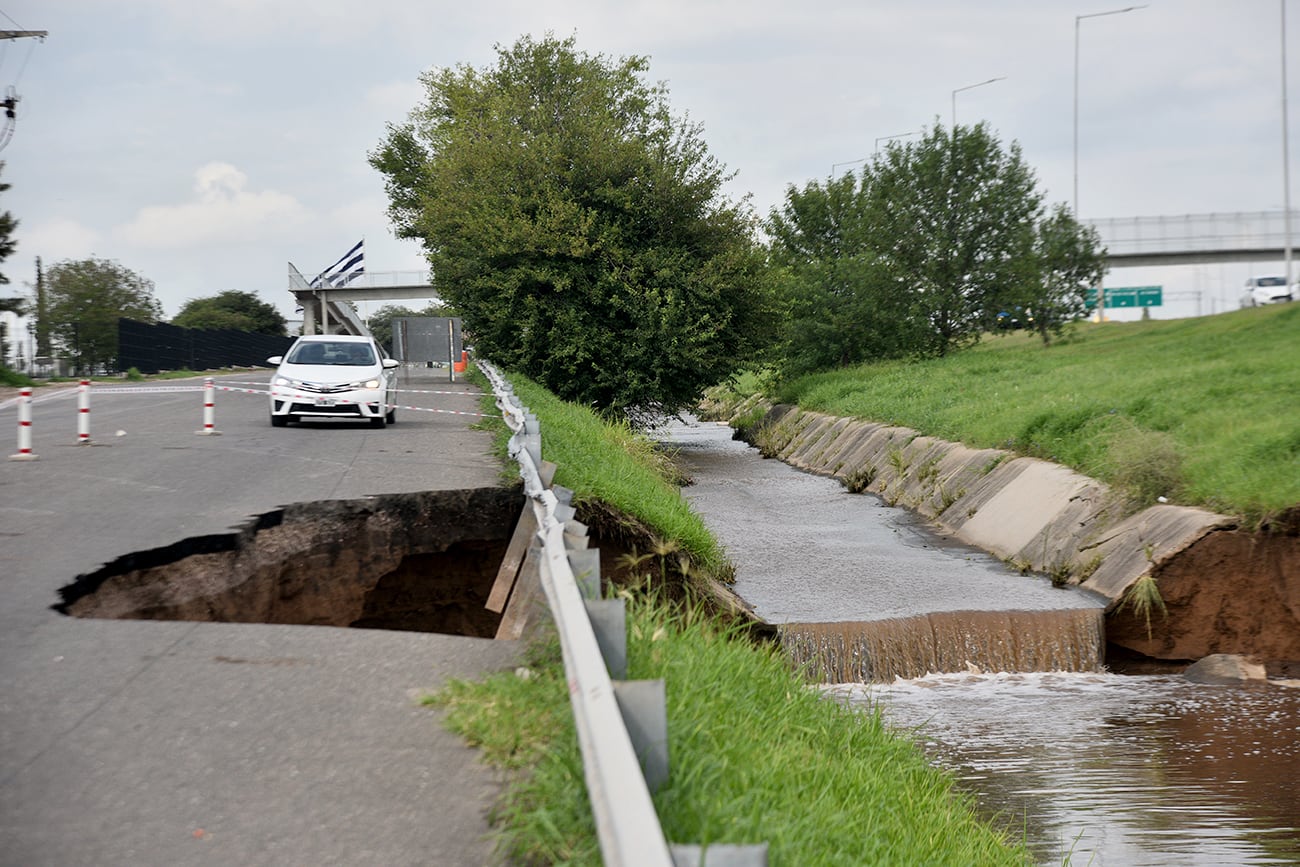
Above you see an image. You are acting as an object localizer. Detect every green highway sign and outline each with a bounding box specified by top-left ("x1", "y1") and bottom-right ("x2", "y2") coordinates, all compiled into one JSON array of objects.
[{"x1": 1085, "y1": 285, "x2": 1162, "y2": 309}]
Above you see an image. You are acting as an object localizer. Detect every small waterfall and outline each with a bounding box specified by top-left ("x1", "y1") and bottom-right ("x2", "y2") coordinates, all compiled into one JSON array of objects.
[{"x1": 780, "y1": 608, "x2": 1106, "y2": 683}]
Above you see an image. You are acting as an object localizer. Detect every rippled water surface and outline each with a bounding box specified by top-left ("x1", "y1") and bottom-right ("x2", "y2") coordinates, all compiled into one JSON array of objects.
[
  {"x1": 664, "y1": 417, "x2": 1300, "y2": 865},
  {"x1": 665, "y1": 419, "x2": 1105, "y2": 622},
  {"x1": 832, "y1": 673, "x2": 1300, "y2": 866}
]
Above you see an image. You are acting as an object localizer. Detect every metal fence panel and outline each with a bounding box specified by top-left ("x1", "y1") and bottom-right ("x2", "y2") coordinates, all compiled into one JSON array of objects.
[{"x1": 392, "y1": 317, "x2": 462, "y2": 363}]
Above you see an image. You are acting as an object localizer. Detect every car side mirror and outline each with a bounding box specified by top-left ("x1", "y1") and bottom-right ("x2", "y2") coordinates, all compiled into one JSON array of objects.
[
  {"x1": 267, "y1": 356, "x2": 283, "y2": 365},
  {"x1": 381, "y1": 358, "x2": 400, "y2": 370}
]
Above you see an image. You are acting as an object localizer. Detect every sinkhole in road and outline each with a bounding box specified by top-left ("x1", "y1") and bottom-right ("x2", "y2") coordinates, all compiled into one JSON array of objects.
[{"x1": 52, "y1": 488, "x2": 526, "y2": 638}]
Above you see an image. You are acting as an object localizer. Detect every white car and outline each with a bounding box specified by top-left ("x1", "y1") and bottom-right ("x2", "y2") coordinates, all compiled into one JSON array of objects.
[
  {"x1": 267, "y1": 334, "x2": 399, "y2": 428},
  {"x1": 1239, "y1": 275, "x2": 1295, "y2": 307}
]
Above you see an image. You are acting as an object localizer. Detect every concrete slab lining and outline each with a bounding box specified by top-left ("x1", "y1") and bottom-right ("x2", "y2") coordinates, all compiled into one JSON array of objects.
[{"x1": 739, "y1": 404, "x2": 1238, "y2": 608}]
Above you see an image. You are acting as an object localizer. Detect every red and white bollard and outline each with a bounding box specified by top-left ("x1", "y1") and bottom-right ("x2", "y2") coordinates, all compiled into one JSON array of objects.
[
  {"x1": 77, "y1": 379, "x2": 91, "y2": 445},
  {"x1": 8, "y1": 387, "x2": 38, "y2": 461},
  {"x1": 195, "y1": 377, "x2": 222, "y2": 436}
]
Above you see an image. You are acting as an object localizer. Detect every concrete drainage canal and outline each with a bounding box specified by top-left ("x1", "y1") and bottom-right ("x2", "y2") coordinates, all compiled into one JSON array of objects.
[{"x1": 52, "y1": 487, "x2": 524, "y2": 638}]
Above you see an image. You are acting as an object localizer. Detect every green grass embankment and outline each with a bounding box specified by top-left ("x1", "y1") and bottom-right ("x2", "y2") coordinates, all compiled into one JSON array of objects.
[
  {"x1": 443, "y1": 367, "x2": 1032, "y2": 865},
  {"x1": 770, "y1": 304, "x2": 1300, "y2": 524},
  {"x1": 436, "y1": 594, "x2": 1031, "y2": 865}
]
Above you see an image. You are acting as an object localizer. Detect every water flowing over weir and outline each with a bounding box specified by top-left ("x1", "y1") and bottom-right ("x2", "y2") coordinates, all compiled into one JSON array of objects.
[
  {"x1": 781, "y1": 609, "x2": 1105, "y2": 682},
  {"x1": 665, "y1": 417, "x2": 1300, "y2": 865},
  {"x1": 662, "y1": 418, "x2": 1107, "y2": 680}
]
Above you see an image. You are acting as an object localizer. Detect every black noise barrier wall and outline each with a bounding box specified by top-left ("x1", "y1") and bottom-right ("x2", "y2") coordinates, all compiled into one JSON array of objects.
[{"x1": 117, "y1": 318, "x2": 295, "y2": 374}]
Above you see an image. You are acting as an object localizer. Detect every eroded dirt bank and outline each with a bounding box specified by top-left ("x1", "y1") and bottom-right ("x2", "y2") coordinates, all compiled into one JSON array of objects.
[
  {"x1": 1107, "y1": 507, "x2": 1300, "y2": 675},
  {"x1": 709, "y1": 399, "x2": 1300, "y2": 675}
]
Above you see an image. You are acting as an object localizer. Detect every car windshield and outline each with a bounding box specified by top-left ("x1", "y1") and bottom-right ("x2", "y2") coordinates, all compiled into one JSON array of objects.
[
  {"x1": 286, "y1": 341, "x2": 376, "y2": 366},
  {"x1": 1256, "y1": 277, "x2": 1287, "y2": 287}
]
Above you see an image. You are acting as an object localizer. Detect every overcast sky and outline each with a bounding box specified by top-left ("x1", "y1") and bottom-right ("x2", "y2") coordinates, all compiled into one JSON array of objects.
[{"x1": 2, "y1": 0, "x2": 1296, "y2": 328}]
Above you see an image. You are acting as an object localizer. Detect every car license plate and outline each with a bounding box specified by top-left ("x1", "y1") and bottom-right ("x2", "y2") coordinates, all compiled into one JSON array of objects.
[{"x1": 315, "y1": 397, "x2": 336, "y2": 407}]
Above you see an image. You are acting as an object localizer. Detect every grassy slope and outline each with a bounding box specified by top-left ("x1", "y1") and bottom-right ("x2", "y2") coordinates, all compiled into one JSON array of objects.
[
  {"x1": 775, "y1": 304, "x2": 1300, "y2": 522},
  {"x1": 508, "y1": 372, "x2": 727, "y2": 573},
  {"x1": 437, "y1": 594, "x2": 1032, "y2": 866}
]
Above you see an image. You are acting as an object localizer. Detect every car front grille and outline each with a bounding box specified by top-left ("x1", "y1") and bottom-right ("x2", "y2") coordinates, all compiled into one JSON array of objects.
[
  {"x1": 289, "y1": 402, "x2": 364, "y2": 416},
  {"x1": 294, "y1": 381, "x2": 353, "y2": 394}
]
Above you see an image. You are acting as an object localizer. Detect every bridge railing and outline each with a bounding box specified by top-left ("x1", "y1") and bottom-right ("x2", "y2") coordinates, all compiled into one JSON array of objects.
[{"x1": 1090, "y1": 209, "x2": 1300, "y2": 256}]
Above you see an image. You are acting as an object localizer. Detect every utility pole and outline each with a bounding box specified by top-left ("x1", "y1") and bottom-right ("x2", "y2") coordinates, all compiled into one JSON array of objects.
[
  {"x1": 0, "y1": 28, "x2": 48, "y2": 152},
  {"x1": 1282, "y1": 0, "x2": 1293, "y2": 292}
]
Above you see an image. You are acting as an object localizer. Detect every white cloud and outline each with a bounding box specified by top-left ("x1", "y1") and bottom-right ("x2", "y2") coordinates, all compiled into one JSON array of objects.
[
  {"x1": 17, "y1": 218, "x2": 103, "y2": 268},
  {"x1": 116, "y1": 162, "x2": 311, "y2": 248},
  {"x1": 365, "y1": 79, "x2": 426, "y2": 123}
]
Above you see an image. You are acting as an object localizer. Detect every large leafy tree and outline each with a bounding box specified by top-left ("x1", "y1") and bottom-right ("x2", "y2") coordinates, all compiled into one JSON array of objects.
[
  {"x1": 172, "y1": 289, "x2": 287, "y2": 336},
  {"x1": 370, "y1": 34, "x2": 770, "y2": 421},
  {"x1": 767, "y1": 173, "x2": 926, "y2": 373},
  {"x1": 45, "y1": 258, "x2": 163, "y2": 372},
  {"x1": 864, "y1": 122, "x2": 1042, "y2": 357},
  {"x1": 1022, "y1": 203, "x2": 1107, "y2": 345},
  {"x1": 767, "y1": 122, "x2": 1103, "y2": 370}
]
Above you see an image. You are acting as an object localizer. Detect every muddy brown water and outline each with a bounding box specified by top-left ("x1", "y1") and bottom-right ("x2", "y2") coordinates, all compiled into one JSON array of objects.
[{"x1": 664, "y1": 417, "x2": 1300, "y2": 866}]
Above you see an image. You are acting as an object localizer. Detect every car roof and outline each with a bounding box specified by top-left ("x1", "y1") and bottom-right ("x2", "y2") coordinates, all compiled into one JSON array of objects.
[{"x1": 294, "y1": 334, "x2": 373, "y2": 343}]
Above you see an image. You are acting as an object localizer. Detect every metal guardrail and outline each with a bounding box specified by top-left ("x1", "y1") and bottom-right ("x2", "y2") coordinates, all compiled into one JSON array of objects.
[{"x1": 479, "y1": 361, "x2": 767, "y2": 867}]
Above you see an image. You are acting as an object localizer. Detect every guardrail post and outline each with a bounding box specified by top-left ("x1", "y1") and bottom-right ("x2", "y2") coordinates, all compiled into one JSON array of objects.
[
  {"x1": 612, "y1": 679, "x2": 669, "y2": 793},
  {"x1": 76, "y1": 379, "x2": 91, "y2": 445},
  {"x1": 8, "y1": 387, "x2": 38, "y2": 461},
  {"x1": 669, "y1": 844, "x2": 770, "y2": 866},
  {"x1": 584, "y1": 597, "x2": 627, "y2": 679},
  {"x1": 568, "y1": 548, "x2": 601, "y2": 599},
  {"x1": 195, "y1": 377, "x2": 222, "y2": 436}
]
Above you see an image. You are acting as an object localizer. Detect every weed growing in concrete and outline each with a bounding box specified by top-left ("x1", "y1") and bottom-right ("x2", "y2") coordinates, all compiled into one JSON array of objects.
[
  {"x1": 1120, "y1": 574, "x2": 1168, "y2": 640},
  {"x1": 1047, "y1": 559, "x2": 1074, "y2": 588},
  {"x1": 888, "y1": 446, "x2": 910, "y2": 478},
  {"x1": 842, "y1": 464, "x2": 878, "y2": 494},
  {"x1": 936, "y1": 485, "x2": 965, "y2": 514}
]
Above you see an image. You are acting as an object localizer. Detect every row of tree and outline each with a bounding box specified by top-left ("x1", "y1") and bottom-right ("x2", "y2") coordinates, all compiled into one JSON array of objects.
[
  {"x1": 3, "y1": 255, "x2": 288, "y2": 373},
  {"x1": 0, "y1": 160, "x2": 294, "y2": 372},
  {"x1": 6, "y1": 35, "x2": 1107, "y2": 415},
  {"x1": 767, "y1": 125, "x2": 1105, "y2": 375},
  {"x1": 371, "y1": 34, "x2": 1108, "y2": 423}
]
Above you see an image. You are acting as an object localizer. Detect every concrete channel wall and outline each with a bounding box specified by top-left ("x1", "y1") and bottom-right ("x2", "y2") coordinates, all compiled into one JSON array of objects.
[{"x1": 723, "y1": 399, "x2": 1236, "y2": 609}]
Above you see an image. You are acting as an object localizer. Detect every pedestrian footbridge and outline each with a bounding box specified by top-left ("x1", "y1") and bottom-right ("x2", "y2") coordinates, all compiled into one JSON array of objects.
[
  {"x1": 1090, "y1": 210, "x2": 1299, "y2": 267},
  {"x1": 288, "y1": 264, "x2": 438, "y2": 335}
]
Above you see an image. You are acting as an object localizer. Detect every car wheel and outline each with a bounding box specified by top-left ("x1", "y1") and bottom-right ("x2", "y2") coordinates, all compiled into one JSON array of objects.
[
  {"x1": 370, "y1": 415, "x2": 385, "y2": 429},
  {"x1": 271, "y1": 414, "x2": 288, "y2": 427},
  {"x1": 386, "y1": 406, "x2": 396, "y2": 425}
]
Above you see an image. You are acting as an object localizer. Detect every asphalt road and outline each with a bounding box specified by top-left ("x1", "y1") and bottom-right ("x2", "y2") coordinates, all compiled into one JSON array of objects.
[{"x1": 0, "y1": 367, "x2": 522, "y2": 866}]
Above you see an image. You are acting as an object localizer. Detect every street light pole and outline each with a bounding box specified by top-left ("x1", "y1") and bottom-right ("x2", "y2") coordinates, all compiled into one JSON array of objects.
[
  {"x1": 875, "y1": 130, "x2": 921, "y2": 153},
  {"x1": 951, "y1": 77, "x2": 1006, "y2": 129},
  {"x1": 1073, "y1": 5, "x2": 1147, "y2": 217},
  {"x1": 1282, "y1": 0, "x2": 1293, "y2": 292},
  {"x1": 830, "y1": 158, "x2": 867, "y2": 178}
]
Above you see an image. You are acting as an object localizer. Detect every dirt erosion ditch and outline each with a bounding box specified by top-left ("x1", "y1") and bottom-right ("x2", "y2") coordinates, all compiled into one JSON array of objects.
[
  {"x1": 55, "y1": 488, "x2": 526, "y2": 637},
  {"x1": 708, "y1": 397, "x2": 1300, "y2": 677},
  {"x1": 53, "y1": 486, "x2": 706, "y2": 640}
]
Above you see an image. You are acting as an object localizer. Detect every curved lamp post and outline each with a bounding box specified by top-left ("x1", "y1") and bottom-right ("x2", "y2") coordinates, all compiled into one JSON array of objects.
[
  {"x1": 1073, "y1": 5, "x2": 1147, "y2": 216},
  {"x1": 951, "y1": 77, "x2": 1005, "y2": 129}
]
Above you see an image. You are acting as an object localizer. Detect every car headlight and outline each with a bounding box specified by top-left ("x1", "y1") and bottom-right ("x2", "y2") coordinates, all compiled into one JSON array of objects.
[
  {"x1": 274, "y1": 376, "x2": 294, "y2": 387},
  {"x1": 362, "y1": 379, "x2": 381, "y2": 390}
]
